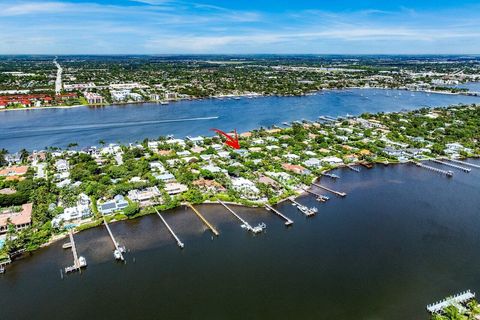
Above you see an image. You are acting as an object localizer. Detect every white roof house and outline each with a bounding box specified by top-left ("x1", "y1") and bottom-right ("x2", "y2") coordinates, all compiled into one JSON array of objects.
[
  {"x1": 164, "y1": 182, "x2": 188, "y2": 195},
  {"x1": 321, "y1": 156, "x2": 344, "y2": 165},
  {"x1": 304, "y1": 158, "x2": 322, "y2": 168},
  {"x1": 231, "y1": 177, "x2": 260, "y2": 200},
  {"x1": 52, "y1": 193, "x2": 91, "y2": 228}
]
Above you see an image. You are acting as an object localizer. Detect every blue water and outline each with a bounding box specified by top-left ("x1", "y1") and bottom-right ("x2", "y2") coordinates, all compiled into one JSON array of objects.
[
  {"x1": 0, "y1": 88, "x2": 479, "y2": 152},
  {"x1": 454, "y1": 82, "x2": 480, "y2": 91}
]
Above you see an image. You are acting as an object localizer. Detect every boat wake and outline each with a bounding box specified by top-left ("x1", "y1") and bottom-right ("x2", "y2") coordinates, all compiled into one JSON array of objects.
[{"x1": 3, "y1": 116, "x2": 220, "y2": 135}]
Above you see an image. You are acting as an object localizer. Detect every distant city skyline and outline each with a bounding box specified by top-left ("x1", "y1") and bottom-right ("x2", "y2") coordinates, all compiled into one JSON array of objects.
[{"x1": 1, "y1": 0, "x2": 480, "y2": 54}]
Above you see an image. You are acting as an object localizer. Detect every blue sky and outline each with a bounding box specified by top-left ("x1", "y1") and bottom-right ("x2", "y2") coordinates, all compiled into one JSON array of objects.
[{"x1": 1, "y1": 0, "x2": 480, "y2": 54}]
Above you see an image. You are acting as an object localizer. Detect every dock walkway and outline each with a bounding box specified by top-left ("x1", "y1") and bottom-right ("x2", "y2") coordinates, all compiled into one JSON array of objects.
[
  {"x1": 104, "y1": 218, "x2": 125, "y2": 261},
  {"x1": 155, "y1": 208, "x2": 184, "y2": 248},
  {"x1": 312, "y1": 182, "x2": 347, "y2": 197},
  {"x1": 414, "y1": 161, "x2": 453, "y2": 177},
  {"x1": 64, "y1": 230, "x2": 87, "y2": 273},
  {"x1": 431, "y1": 159, "x2": 471, "y2": 172},
  {"x1": 448, "y1": 158, "x2": 480, "y2": 169},
  {"x1": 265, "y1": 204, "x2": 293, "y2": 226},
  {"x1": 187, "y1": 203, "x2": 219, "y2": 236}
]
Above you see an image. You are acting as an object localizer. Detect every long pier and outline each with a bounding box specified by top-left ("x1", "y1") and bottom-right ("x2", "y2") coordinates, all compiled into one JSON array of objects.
[
  {"x1": 431, "y1": 159, "x2": 471, "y2": 172},
  {"x1": 427, "y1": 290, "x2": 475, "y2": 314},
  {"x1": 448, "y1": 158, "x2": 480, "y2": 169},
  {"x1": 312, "y1": 182, "x2": 347, "y2": 197},
  {"x1": 64, "y1": 230, "x2": 87, "y2": 273},
  {"x1": 414, "y1": 161, "x2": 453, "y2": 177},
  {"x1": 265, "y1": 204, "x2": 293, "y2": 226},
  {"x1": 103, "y1": 218, "x2": 125, "y2": 261},
  {"x1": 187, "y1": 203, "x2": 219, "y2": 236},
  {"x1": 217, "y1": 200, "x2": 266, "y2": 234},
  {"x1": 155, "y1": 208, "x2": 184, "y2": 248}
]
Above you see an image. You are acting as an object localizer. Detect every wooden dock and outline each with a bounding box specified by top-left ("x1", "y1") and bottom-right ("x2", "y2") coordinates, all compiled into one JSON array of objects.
[
  {"x1": 431, "y1": 159, "x2": 471, "y2": 172},
  {"x1": 103, "y1": 218, "x2": 125, "y2": 261},
  {"x1": 448, "y1": 158, "x2": 480, "y2": 169},
  {"x1": 414, "y1": 161, "x2": 453, "y2": 177},
  {"x1": 187, "y1": 203, "x2": 219, "y2": 236},
  {"x1": 265, "y1": 204, "x2": 293, "y2": 226},
  {"x1": 155, "y1": 208, "x2": 184, "y2": 248},
  {"x1": 64, "y1": 230, "x2": 87, "y2": 273},
  {"x1": 312, "y1": 182, "x2": 347, "y2": 197}
]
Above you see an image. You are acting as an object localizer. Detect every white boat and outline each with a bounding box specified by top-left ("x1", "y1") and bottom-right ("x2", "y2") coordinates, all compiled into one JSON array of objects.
[
  {"x1": 78, "y1": 256, "x2": 87, "y2": 267},
  {"x1": 114, "y1": 250, "x2": 122, "y2": 260}
]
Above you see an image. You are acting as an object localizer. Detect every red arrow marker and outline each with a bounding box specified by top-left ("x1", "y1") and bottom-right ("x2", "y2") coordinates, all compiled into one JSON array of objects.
[{"x1": 211, "y1": 128, "x2": 240, "y2": 149}]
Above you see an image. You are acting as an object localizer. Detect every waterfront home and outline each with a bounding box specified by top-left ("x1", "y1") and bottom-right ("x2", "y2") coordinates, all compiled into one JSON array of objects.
[
  {"x1": 382, "y1": 147, "x2": 405, "y2": 158},
  {"x1": 52, "y1": 194, "x2": 91, "y2": 228},
  {"x1": 321, "y1": 156, "x2": 344, "y2": 166},
  {"x1": 83, "y1": 92, "x2": 104, "y2": 105},
  {"x1": 0, "y1": 165, "x2": 29, "y2": 181},
  {"x1": 231, "y1": 177, "x2": 260, "y2": 200},
  {"x1": 128, "y1": 187, "x2": 161, "y2": 206},
  {"x1": 98, "y1": 195, "x2": 129, "y2": 215},
  {"x1": 164, "y1": 182, "x2": 188, "y2": 195},
  {"x1": 445, "y1": 143, "x2": 472, "y2": 156},
  {"x1": 0, "y1": 203, "x2": 32, "y2": 234},
  {"x1": 281, "y1": 163, "x2": 309, "y2": 175},
  {"x1": 192, "y1": 179, "x2": 225, "y2": 192},
  {"x1": 258, "y1": 175, "x2": 280, "y2": 189},
  {"x1": 304, "y1": 158, "x2": 322, "y2": 168},
  {"x1": 166, "y1": 138, "x2": 185, "y2": 146}
]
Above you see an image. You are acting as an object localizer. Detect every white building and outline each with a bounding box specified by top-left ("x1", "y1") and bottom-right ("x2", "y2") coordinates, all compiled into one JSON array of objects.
[
  {"x1": 52, "y1": 193, "x2": 91, "y2": 227},
  {"x1": 231, "y1": 177, "x2": 260, "y2": 200}
]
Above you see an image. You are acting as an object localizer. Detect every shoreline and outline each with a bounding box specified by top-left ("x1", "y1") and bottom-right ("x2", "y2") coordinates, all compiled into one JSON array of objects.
[
  {"x1": 1, "y1": 85, "x2": 478, "y2": 113},
  {"x1": 9, "y1": 156, "x2": 478, "y2": 263}
]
